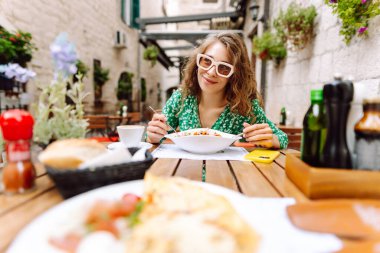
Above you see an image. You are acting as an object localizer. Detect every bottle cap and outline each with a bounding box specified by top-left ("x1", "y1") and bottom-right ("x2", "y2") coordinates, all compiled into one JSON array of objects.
[
  {"x1": 310, "y1": 89, "x2": 323, "y2": 102},
  {"x1": 0, "y1": 109, "x2": 34, "y2": 141},
  {"x1": 323, "y1": 79, "x2": 354, "y2": 103},
  {"x1": 334, "y1": 73, "x2": 343, "y2": 81}
]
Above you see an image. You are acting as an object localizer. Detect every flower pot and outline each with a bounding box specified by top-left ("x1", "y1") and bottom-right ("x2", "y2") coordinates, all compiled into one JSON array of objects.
[{"x1": 0, "y1": 74, "x2": 14, "y2": 91}]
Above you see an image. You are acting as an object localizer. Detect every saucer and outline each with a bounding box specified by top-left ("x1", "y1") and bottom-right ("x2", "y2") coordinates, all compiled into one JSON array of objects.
[{"x1": 107, "y1": 142, "x2": 153, "y2": 150}]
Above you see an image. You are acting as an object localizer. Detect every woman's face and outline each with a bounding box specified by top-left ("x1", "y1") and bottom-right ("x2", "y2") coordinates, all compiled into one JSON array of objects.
[{"x1": 197, "y1": 41, "x2": 233, "y2": 95}]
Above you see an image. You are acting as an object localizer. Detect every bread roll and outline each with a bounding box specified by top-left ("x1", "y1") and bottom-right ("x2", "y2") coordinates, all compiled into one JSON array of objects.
[{"x1": 38, "y1": 139, "x2": 107, "y2": 169}]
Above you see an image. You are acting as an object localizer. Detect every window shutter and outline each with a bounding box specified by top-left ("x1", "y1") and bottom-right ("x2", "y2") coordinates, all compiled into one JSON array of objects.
[{"x1": 131, "y1": 0, "x2": 140, "y2": 29}]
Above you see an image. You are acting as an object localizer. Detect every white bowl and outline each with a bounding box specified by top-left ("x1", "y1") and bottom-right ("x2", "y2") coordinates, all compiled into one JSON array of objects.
[{"x1": 165, "y1": 128, "x2": 241, "y2": 154}]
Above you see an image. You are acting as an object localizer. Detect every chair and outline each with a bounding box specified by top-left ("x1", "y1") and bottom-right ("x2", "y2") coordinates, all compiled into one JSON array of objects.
[
  {"x1": 85, "y1": 115, "x2": 108, "y2": 136},
  {"x1": 128, "y1": 112, "x2": 142, "y2": 124},
  {"x1": 278, "y1": 125, "x2": 302, "y2": 150}
]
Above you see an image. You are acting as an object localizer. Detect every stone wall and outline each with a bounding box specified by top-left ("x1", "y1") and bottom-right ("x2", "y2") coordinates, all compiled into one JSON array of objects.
[
  {"x1": 262, "y1": 0, "x2": 380, "y2": 129},
  {"x1": 0, "y1": 0, "x2": 165, "y2": 113}
]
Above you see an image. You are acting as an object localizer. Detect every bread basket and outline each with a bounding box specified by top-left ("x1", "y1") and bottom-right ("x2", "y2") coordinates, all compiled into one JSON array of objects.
[{"x1": 45, "y1": 148, "x2": 153, "y2": 199}]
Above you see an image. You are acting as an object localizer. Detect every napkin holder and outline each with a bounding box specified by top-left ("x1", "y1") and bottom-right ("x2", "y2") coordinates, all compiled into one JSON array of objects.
[
  {"x1": 46, "y1": 147, "x2": 153, "y2": 199},
  {"x1": 285, "y1": 153, "x2": 380, "y2": 199}
]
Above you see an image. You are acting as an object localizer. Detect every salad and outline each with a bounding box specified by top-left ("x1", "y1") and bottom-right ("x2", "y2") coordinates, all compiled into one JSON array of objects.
[{"x1": 49, "y1": 193, "x2": 143, "y2": 253}]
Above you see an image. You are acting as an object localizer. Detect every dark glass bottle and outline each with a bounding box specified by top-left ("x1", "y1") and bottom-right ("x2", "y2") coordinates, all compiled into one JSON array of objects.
[
  {"x1": 354, "y1": 98, "x2": 380, "y2": 170},
  {"x1": 320, "y1": 79, "x2": 354, "y2": 169},
  {"x1": 280, "y1": 107, "x2": 287, "y2": 125},
  {"x1": 301, "y1": 90, "x2": 326, "y2": 166}
]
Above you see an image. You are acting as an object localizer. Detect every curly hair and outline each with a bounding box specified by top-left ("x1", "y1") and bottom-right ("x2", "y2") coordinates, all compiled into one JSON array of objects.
[{"x1": 179, "y1": 32, "x2": 262, "y2": 118}]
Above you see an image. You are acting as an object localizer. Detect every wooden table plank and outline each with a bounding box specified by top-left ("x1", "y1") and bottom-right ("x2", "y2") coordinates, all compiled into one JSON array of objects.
[
  {"x1": 205, "y1": 160, "x2": 238, "y2": 192},
  {"x1": 253, "y1": 162, "x2": 309, "y2": 203},
  {"x1": 174, "y1": 159, "x2": 203, "y2": 181},
  {"x1": 275, "y1": 153, "x2": 286, "y2": 168},
  {"x1": 230, "y1": 160, "x2": 281, "y2": 198},
  {"x1": 0, "y1": 175, "x2": 55, "y2": 216},
  {"x1": 35, "y1": 163, "x2": 46, "y2": 177},
  {"x1": 0, "y1": 188, "x2": 63, "y2": 252},
  {"x1": 147, "y1": 158, "x2": 179, "y2": 177}
]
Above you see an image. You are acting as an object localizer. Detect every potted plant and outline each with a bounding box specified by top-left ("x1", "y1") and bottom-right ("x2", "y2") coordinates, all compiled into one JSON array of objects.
[
  {"x1": 93, "y1": 64, "x2": 110, "y2": 106},
  {"x1": 33, "y1": 33, "x2": 89, "y2": 145},
  {"x1": 74, "y1": 60, "x2": 89, "y2": 82},
  {"x1": 116, "y1": 72, "x2": 134, "y2": 112},
  {"x1": 273, "y1": 2, "x2": 317, "y2": 51},
  {"x1": 0, "y1": 27, "x2": 37, "y2": 67},
  {"x1": 143, "y1": 45, "x2": 159, "y2": 67},
  {"x1": 325, "y1": 0, "x2": 380, "y2": 45},
  {"x1": 253, "y1": 31, "x2": 287, "y2": 65},
  {"x1": 0, "y1": 28, "x2": 37, "y2": 91}
]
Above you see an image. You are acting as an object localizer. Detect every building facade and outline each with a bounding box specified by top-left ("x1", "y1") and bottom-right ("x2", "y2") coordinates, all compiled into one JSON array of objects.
[{"x1": 0, "y1": 0, "x2": 166, "y2": 113}]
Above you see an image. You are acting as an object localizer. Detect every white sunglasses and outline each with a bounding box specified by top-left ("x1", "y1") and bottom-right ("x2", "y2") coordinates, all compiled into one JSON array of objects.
[{"x1": 196, "y1": 53, "x2": 234, "y2": 78}]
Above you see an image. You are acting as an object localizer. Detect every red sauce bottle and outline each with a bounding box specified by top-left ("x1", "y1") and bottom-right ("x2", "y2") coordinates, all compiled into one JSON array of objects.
[{"x1": 0, "y1": 109, "x2": 36, "y2": 194}]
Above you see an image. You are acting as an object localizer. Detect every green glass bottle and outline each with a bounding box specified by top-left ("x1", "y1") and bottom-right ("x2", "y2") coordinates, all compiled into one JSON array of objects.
[{"x1": 301, "y1": 90, "x2": 326, "y2": 166}]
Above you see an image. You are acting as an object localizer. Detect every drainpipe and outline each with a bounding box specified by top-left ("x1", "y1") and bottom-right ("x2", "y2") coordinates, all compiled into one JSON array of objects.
[{"x1": 260, "y1": 0, "x2": 270, "y2": 105}]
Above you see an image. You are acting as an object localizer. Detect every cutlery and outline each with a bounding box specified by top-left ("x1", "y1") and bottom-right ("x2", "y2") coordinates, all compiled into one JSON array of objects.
[{"x1": 148, "y1": 106, "x2": 177, "y2": 133}]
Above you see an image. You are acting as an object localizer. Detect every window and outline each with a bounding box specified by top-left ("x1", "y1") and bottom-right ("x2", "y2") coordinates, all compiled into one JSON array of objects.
[{"x1": 121, "y1": 0, "x2": 140, "y2": 29}]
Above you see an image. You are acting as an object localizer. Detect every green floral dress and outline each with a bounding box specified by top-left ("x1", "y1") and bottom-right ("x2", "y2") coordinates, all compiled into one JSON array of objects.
[{"x1": 163, "y1": 90, "x2": 288, "y2": 149}]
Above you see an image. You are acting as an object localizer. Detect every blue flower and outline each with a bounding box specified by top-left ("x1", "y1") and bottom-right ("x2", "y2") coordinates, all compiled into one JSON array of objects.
[
  {"x1": 50, "y1": 33, "x2": 77, "y2": 78},
  {"x1": 2, "y1": 63, "x2": 36, "y2": 83}
]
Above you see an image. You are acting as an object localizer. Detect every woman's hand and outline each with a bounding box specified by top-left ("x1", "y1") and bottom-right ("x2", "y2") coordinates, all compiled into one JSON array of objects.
[
  {"x1": 146, "y1": 113, "x2": 170, "y2": 143},
  {"x1": 242, "y1": 122, "x2": 280, "y2": 149}
]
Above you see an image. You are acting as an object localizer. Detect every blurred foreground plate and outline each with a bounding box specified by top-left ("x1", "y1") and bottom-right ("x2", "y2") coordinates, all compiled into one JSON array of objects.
[{"x1": 8, "y1": 181, "x2": 342, "y2": 253}]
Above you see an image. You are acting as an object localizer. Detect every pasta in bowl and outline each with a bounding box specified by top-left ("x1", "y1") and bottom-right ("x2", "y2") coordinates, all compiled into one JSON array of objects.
[{"x1": 165, "y1": 128, "x2": 241, "y2": 154}]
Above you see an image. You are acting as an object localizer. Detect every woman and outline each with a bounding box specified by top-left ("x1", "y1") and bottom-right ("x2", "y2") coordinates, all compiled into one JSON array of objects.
[{"x1": 147, "y1": 32, "x2": 288, "y2": 149}]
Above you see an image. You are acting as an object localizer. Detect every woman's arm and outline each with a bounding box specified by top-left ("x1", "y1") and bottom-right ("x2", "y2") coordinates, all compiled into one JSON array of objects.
[
  {"x1": 146, "y1": 90, "x2": 181, "y2": 143},
  {"x1": 242, "y1": 100, "x2": 288, "y2": 149}
]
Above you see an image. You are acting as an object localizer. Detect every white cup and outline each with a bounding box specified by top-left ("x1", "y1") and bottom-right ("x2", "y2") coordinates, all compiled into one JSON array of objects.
[{"x1": 117, "y1": 125, "x2": 145, "y2": 147}]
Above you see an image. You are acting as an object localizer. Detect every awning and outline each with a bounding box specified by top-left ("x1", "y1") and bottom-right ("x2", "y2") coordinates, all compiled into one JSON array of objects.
[{"x1": 137, "y1": 0, "x2": 248, "y2": 69}]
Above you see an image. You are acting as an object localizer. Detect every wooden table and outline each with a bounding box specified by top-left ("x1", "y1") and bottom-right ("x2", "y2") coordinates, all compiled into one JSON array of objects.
[{"x1": 0, "y1": 147, "x2": 306, "y2": 252}]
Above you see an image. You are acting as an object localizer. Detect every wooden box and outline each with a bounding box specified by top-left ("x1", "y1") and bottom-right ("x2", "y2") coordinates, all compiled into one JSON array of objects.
[{"x1": 285, "y1": 153, "x2": 380, "y2": 199}]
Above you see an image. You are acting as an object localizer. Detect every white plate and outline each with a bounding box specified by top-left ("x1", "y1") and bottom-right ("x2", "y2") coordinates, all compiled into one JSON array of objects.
[
  {"x1": 107, "y1": 141, "x2": 153, "y2": 150},
  {"x1": 7, "y1": 181, "x2": 342, "y2": 253},
  {"x1": 165, "y1": 128, "x2": 241, "y2": 154}
]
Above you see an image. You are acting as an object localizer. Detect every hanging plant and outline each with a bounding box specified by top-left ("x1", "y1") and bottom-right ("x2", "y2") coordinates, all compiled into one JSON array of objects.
[
  {"x1": 274, "y1": 2, "x2": 317, "y2": 51},
  {"x1": 325, "y1": 0, "x2": 380, "y2": 45},
  {"x1": 143, "y1": 45, "x2": 159, "y2": 67},
  {"x1": 253, "y1": 31, "x2": 287, "y2": 65}
]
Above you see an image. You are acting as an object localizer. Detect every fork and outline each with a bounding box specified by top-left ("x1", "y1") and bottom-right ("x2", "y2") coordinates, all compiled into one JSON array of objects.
[{"x1": 148, "y1": 106, "x2": 177, "y2": 133}]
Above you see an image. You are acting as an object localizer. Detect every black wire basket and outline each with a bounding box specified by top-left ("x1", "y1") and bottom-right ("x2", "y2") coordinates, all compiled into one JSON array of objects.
[{"x1": 45, "y1": 148, "x2": 154, "y2": 199}]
